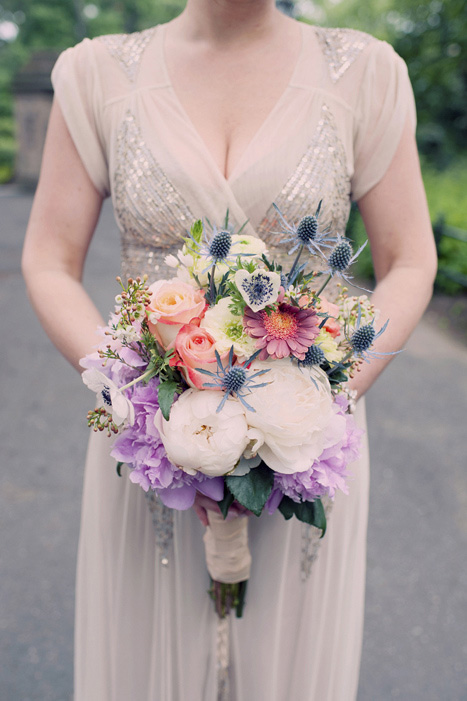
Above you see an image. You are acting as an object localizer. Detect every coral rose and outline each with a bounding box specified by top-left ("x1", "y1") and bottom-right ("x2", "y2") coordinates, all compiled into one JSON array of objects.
[
  {"x1": 146, "y1": 279, "x2": 206, "y2": 348},
  {"x1": 319, "y1": 297, "x2": 341, "y2": 339},
  {"x1": 174, "y1": 324, "x2": 230, "y2": 389}
]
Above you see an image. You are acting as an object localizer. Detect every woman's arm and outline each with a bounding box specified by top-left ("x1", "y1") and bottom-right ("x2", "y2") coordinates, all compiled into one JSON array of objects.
[
  {"x1": 350, "y1": 117, "x2": 438, "y2": 398},
  {"x1": 22, "y1": 99, "x2": 105, "y2": 372}
]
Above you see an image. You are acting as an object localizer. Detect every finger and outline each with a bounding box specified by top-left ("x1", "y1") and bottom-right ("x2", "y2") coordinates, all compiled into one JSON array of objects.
[{"x1": 193, "y1": 503, "x2": 209, "y2": 527}]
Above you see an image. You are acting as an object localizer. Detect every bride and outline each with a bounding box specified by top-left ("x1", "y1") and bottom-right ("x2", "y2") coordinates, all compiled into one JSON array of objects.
[{"x1": 22, "y1": 0, "x2": 437, "y2": 699}]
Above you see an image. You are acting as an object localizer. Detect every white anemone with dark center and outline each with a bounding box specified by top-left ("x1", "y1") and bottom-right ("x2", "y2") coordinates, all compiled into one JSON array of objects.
[{"x1": 234, "y1": 268, "x2": 281, "y2": 312}]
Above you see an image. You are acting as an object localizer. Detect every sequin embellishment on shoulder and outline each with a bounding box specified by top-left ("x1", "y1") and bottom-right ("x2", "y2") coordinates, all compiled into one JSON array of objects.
[
  {"x1": 97, "y1": 27, "x2": 156, "y2": 82},
  {"x1": 313, "y1": 27, "x2": 373, "y2": 83}
]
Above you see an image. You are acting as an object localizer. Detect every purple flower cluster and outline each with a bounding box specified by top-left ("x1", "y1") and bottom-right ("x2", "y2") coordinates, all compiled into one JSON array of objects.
[
  {"x1": 273, "y1": 395, "x2": 363, "y2": 503},
  {"x1": 110, "y1": 380, "x2": 224, "y2": 510}
]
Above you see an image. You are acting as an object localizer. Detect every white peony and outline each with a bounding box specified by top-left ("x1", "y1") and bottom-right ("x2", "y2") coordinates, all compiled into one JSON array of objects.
[
  {"x1": 200, "y1": 297, "x2": 257, "y2": 359},
  {"x1": 244, "y1": 359, "x2": 346, "y2": 474},
  {"x1": 154, "y1": 390, "x2": 263, "y2": 477}
]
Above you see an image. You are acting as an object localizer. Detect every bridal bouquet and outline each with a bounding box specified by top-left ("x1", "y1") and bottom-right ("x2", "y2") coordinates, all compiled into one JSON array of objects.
[{"x1": 81, "y1": 206, "x2": 389, "y2": 617}]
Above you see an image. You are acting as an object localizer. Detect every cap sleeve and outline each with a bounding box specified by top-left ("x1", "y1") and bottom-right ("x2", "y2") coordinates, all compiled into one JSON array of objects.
[
  {"x1": 51, "y1": 39, "x2": 110, "y2": 197},
  {"x1": 351, "y1": 41, "x2": 416, "y2": 202}
]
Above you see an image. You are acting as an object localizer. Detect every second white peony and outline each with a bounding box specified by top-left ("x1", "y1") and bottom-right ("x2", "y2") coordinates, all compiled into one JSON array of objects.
[{"x1": 245, "y1": 359, "x2": 347, "y2": 474}]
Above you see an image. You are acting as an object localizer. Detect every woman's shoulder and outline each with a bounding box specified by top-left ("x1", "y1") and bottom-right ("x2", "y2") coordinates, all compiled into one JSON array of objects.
[
  {"x1": 302, "y1": 23, "x2": 403, "y2": 86},
  {"x1": 54, "y1": 26, "x2": 160, "y2": 86}
]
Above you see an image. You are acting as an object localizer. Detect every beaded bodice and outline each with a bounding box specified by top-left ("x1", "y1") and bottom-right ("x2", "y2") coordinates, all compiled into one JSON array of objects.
[{"x1": 97, "y1": 25, "x2": 373, "y2": 296}]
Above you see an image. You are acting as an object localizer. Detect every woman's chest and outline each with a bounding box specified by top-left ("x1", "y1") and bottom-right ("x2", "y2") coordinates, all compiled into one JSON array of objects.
[{"x1": 163, "y1": 29, "x2": 302, "y2": 180}]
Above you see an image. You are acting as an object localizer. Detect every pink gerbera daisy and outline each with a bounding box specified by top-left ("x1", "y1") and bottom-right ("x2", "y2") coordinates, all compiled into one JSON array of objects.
[{"x1": 243, "y1": 303, "x2": 320, "y2": 361}]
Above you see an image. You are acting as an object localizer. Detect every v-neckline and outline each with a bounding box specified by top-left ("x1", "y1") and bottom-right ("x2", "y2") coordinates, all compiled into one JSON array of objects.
[{"x1": 158, "y1": 22, "x2": 305, "y2": 185}]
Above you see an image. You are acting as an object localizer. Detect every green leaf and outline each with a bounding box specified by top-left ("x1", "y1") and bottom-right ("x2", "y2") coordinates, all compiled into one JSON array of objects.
[
  {"x1": 225, "y1": 463, "x2": 274, "y2": 517},
  {"x1": 191, "y1": 219, "x2": 204, "y2": 242},
  {"x1": 158, "y1": 380, "x2": 178, "y2": 421},
  {"x1": 217, "y1": 489, "x2": 235, "y2": 519},
  {"x1": 116, "y1": 461, "x2": 124, "y2": 477},
  {"x1": 293, "y1": 499, "x2": 327, "y2": 537},
  {"x1": 278, "y1": 495, "x2": 295, "y2": 520}
]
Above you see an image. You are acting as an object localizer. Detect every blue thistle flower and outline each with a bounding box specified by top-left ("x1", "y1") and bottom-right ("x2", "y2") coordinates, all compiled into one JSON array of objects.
[
  {"x1": 349, "y1": 324, "x2": 376, "y2": 353},
  {"x1": 299, "y1": 344, "x2": 326, "y2": 367},
  {"x1": 222, "y1": 366, "x2": 246, "y2": 393},
  {"x1": 328, "y1": 240, "x2": 353, "y2": 272},
  {"x1": 344, "y1": 304, "x2": 401, "y2": 363},
  {"x1": 208, "y1": 229, "x2": 232, "y2": 262},
  {"x1": 185, "y1": 222, "x2": 250, "y2": 272},
  {"x1": 296, "y1": 215, "x2": 319, "y2": 245},
  {"x1": 195, "y1": 347, "x2": 270, "y2": 412},
  {"x1": 272, "y1": 200, "x2": 336, "y2": 258},
  {"x1": 316, "y1": 236, "x2": 370, "y2": 294}
]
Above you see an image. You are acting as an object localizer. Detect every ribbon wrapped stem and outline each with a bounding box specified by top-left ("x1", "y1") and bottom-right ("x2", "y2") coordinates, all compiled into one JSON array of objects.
[{"x1": 204, "y1": 511, "x2": 251, "y2": 618}]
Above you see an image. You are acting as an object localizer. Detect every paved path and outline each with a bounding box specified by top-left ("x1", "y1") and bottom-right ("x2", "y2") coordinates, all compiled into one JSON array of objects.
[{"x1": 1, "y1": 187, "x2": 466, "y2": 700}]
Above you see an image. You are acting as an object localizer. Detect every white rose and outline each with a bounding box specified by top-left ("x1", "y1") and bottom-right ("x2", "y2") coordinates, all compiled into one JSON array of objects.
[
  {"x1": 174, "y1": 246, "x2": 229, "y2": 286},
  {"x1": 245, "y1": 359, "x2": 346, "y2": 474},
  {"x1": 154, "y1": 390, "x2": 261, "y2": 477},
  {"x1": 200, "y1": 297, "x2": 257, "y2": 359},
  {"x1": 230, "y1": 234, "x2": 267, "y2": 259},
  {"x1": 314, "y1": 329, "x2": 344, "y2": 363}
]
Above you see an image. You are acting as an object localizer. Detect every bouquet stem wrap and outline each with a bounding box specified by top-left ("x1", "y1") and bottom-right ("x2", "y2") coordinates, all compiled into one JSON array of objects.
[{"x1": 204, "y1": 511, "x2": 251, "y2": 618}]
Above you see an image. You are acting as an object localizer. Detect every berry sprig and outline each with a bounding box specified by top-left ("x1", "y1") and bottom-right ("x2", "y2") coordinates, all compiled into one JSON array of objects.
[
  {"x1": 112, "y1": 275, "x2": 153, "y2": 330},
  {"x1": 87, "y1": 407, "x2": 119, "y2": 437}
]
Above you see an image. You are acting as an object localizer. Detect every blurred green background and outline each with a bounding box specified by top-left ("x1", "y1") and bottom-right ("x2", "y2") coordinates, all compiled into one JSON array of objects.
[{"x1": 0, "y1": 0, "x2": 466, "y2": 293}]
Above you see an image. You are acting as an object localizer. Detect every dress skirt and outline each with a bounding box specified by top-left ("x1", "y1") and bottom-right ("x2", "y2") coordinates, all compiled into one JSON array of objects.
[{"x1": 74, "y1": 400, "x2": 369, "y2": 701}]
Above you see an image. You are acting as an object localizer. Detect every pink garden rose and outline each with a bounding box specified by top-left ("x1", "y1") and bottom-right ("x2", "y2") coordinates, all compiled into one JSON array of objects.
[
  {"x1": 174, "y1": 323, "x2": 230, "y2": 389},
  {"x1": 146, "y1": 279, "x2": 206, "y2": 348}
]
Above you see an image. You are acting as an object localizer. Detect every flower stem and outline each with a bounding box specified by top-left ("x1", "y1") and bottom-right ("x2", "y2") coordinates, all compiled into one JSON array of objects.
[
  {"x1": 314, "y1": 273, "x2": 332, "y2": 298},
  {"x1": 209, "y1": 579, "x2": 248, "y2": 618},
  {"x1": 326, "y1": 351, "x2": 353, "y2": 376},
  {"x1": 288, "y1": 245, "x2": 304, "y2": 283},
  {"x1": 210, "y1": 264, "x2": 217, "y2": 304},
  {"x1": 120, "y1": 367, "x2": 155, "y2": 392}
]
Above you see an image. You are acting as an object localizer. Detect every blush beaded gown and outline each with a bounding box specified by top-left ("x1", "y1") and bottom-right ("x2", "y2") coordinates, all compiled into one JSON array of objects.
[{"x1": 52, "y1": 21, "x2": 415, "y2": 701}]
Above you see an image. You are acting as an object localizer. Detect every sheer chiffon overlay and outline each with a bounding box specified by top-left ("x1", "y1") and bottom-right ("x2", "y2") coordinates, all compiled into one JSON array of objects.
[{"x1": 51, "y1": 22, "x2": 415, "y2": 701}]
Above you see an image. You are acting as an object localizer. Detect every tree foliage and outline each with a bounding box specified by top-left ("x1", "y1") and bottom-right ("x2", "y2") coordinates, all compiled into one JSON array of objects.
[{"x1": 307, "y1": 0, "x2": 467, "y2": 165}]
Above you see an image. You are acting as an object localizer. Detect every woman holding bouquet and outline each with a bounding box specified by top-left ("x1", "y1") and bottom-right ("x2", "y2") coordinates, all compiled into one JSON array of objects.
[{"x1": 22, "y1": 0, "x2": 437, "y2": 698}]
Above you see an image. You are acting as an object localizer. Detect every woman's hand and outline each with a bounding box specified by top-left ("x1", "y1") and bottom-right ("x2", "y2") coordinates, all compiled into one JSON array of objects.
[{"x1": 193, "y1": 492, "x2": 250, "y2": 527}]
